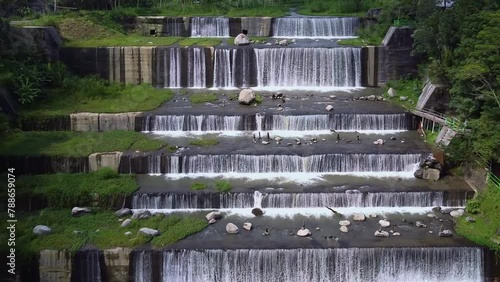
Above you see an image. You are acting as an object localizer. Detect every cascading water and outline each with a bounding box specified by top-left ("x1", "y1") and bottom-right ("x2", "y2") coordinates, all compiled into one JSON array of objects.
[
  {"x1": 132, "y1": 250, "x2": 153, "y2": 282},
  {"x1": 160, "y1": 248, "x2": 483, "y2": 282},
  {"x1": 213, "y1": 48, "x2": 234, "y2": 88},
  {"x1": 143, "y1": 115, "x2": 244, "y2": 132},
  {"x1": 167, "y1": 48, "x2": 181, "y2": 88},
  {"x1": 130, "y1": 191, "x2": 468, "y2": 209},
  {"x1": 254, "y1": 48, "x2": 361, "y2": 88},
  {"x1": 187, "y1": 48, "x2": 206, "y2": 88},
  {"x1": 272, "y1": 17, "x2": 359, "y2": 38},
  {"x1": 191, "y1": 17, "x2": 229, "y2": 37},
  {"x1": 72, "y1": 249, "x2": 102, "y2": 282},
  {"x1": 172, "y1": 154, "x2": 423, "y2": 174},
  {"x1": 148, "y1": 154, "x2": 161, "y2": 175}
]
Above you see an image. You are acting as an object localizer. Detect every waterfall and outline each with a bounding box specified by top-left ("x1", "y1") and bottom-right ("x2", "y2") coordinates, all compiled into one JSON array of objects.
[
  {"x1": 130, "y1": 191, "x2": 469, "y2": 209},
  {"x1": 255, "y1": 113, "x2": 263, "y2": 132},
  {"x1": 266, "y1": 113, "x2": 408, "y2": 131},
  {"x1": 143, "y1": 115, "x2": 243, "y2": 131},
  {"x1": 255, "y1": 48, "x2": 361, "y2": 88},
  {"x1": 167, "y1": 48, "x2": 181, "y2": 88},
  {"x1": 213, "y1": 48, "x2": 234, "y2": 88},
  {"x1": 161, "y1": 248, "x2": 483, "y2": 282},
  {"x1": 187, "y1": 48, "x2": 206, "y2": 88},
  {"x1": 191, "y1": 17, "x2": 229, "y2": 37},
  {"x1": 170, "y1": 156, "x2": 180, "y2": 173},
  {"x1": 132, "y1": 250, "x2": 153, "y2": 282},
  {"x1": 173, "y1": 154, "x2": 423, "y2": 174},
  {"x1": 131, "y1": 193, "x2": 254, "y2": 209},
  {"x1": 273, "y1": 17, "x2": 359, "y2": 38},
  {"x1": 148, "y1": 154, "x2": 161, "y2": 175},
  {"x1": 72, "y1": 249, "x2": 102, "y2": 282}
]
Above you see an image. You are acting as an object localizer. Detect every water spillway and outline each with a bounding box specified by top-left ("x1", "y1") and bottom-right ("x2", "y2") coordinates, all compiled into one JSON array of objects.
[
  {"x1": 191, "y1": 17, "x2": 229, "y2": 37},
  {"x1": 129, "y1": 247, "x2": 483, "y2": 282},
  {"x1": 131, "y1": 191, "x2": 471, "y2": 209},
  {"x1": 141, "y1": 113, "x2": 411, "y2": 132},
  {"x1": 72, "y1": 249, "x2": 104, "y2": 282},
  {"x1": 156, "y1": 47, "x2": 208, "y2": 88},
  {"x1": 272, "y1": 17, "x2": 359, "y2": 38}
]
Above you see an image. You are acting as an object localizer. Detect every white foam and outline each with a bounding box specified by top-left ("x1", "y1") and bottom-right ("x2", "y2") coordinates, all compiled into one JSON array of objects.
[{"x1": 251, "y1": 86, "x2": 364, "y2": 92}]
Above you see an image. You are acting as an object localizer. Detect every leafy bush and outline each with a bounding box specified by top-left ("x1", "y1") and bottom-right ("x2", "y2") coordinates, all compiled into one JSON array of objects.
[
  {"x1": 466, "y1": 199, "x2": 481, "y2": 214},
  {"x1": 215, "y1": 180, "x2": 232, "y2": 192},
  {"x1": 94, "y1": 167, "x2": 119, "y2": 180},
  {"x1": 191, "y1": 182, "x2": 208, "y2": 191}
]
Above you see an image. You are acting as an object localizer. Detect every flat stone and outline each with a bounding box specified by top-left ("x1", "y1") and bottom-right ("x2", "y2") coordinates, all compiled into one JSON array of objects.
[
  {"x1": 339, "y1": 220, "x2": 351, "y2": 226},
  {"x1": 206, "y1": 211, "x2": 222, "y2": 221},
  {"x1": 138, "y1": 228, "x2": 159, "y2": 237},
  {"x1": 374, "y1": 230, "x2": 390, "y2": 237},
  {"x1": 115, "y1": 208, "x2": 132, "y2": 218},
  {"x1": 450, "y1": 209, "x2": 465, "y2": 218},
  {"x1": 325, "y1": 105, "x2": 334, "y2": 111},
  {"x1": 439, "y1": 230, "x2": 453, "y2": 237},
  {"x1": 416, "y1": 221, "x2": 427, "y2": 228},
  {"x1": 369, "y1": 214, "x2": 378, "y2": 218},
  {"x1": 427, "y1": 213, "x2": 437, "y2": 218},
  {"x1": 353, "y1": 214, "x2": 366, "y2": 221},
  {"x1": 72, "y1": 207, "x2": 91, "y2": 216},
  {"x1": 379, "y1": 219, "x2": 390, "y2": 228},
  {"x1": 340, "y1": 226, "x2": 349, "y2": 233},
  {"x1": 242, "y1": 222, "x2": 252, "y2": 231},
  {"x1": 393, "y1": 232, "x2": 401, "y2": 236}
]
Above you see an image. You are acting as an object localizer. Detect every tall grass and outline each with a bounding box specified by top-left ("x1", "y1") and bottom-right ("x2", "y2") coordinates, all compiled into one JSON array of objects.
[{"x1": 299, "y1": 0, "x2": 385, "y2": 15}]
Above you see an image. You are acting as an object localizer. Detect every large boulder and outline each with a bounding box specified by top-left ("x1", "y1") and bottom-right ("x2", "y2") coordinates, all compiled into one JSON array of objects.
[
  {"x1": 205, "y1": 211, "x2": 222, "y2": 221},
  {"x1": 71, "y1": 207, "x2": 92, "y2": 217},
  {"x1": 297, "y1": 228, "x2": 311, "y2": 237},
  {"x1": 132, "y1": 210, "x2": 152, "y2": 219},
  {"x1": 450, "y1": 209, "x2": 464, "y2": 218},
  {"x1": 422, "y1": 168, "x2": 441, "y2": 181},
  {"x1": 238, "y1": 89, "x2": 256, "y2": 105},
  {"x1": 234, "y1": 34, "x2": 250, "y2": 45},
  {"x1": 353, "y1": 214, "x2": 366, "y2": 221},
  {"x1": 138, "y1": 228, "x2": 159, "y2": 237},
  {"x1": 252, "y1": 208, "x2": 264, "y2": 217},
  {"x1": 33, "y1": 225, "x2": 52, "y2": 235},
  {"x1": 226, "y1": 223, "x2": 239, "y2": 234},
  {"x1": 414, "y1": 168, "x2": 424, "y2": 179}
]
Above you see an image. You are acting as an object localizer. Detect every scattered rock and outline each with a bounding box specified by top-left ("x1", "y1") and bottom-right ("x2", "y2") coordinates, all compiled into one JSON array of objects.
[
  {"x1": 353, "y1": 214, "x2": 366, "y2": 221},
  {"x1": 325, "y1": 105, "x2": 334, "y2": 111},
  {"x1": 278, "y1": 39, "x2": 288, "y2": 46},
  {"x1": 297, "y1": 228, "x2": 311, "y2": 237},
  {"x1": 428, "y1": 230, "x2": 433, "y2": 234},
  {"x1": 367, "y1": 95, "x2": 376, "y2": 101},
  {"x1": 73, "y1": 230, "x2": 82, "y2": 235},
  {"x1": 33, "y1": 225, "x2": 52, "y2": 236},
  {"x1": 339, "y1": 220, "x2": 351, "y2": 226},
  {"x1": 226, "y1": 223, "x2": 239, "y2": 234},
  {"x1": 252, "y1": 208, "x2": 264, "y2": 217},
  {"x1": 432, "y1": 206, "x2": 442, "y2": 212},
  {"x1": 208, "y1": 219, "x2": 216, "y2": 224},
  {"x1": 379, "y1": 219, "x2": 390, "y2": 227},
  {"x1": 329, "y1": 95, "x2": 337, "y2": 100},
  {"x1": 422, "y1": 168, "x2": 441, "y2": 181},
  {"x1": 261, "y1": 140, "x2": 270, "y2": 145},
  {"x1": 340, "y1": 226, "x2": 349, "y2": 233},
  {"x1": 416, "y1": 221, "x2": 427, "y2": 228},
  {"x1": 376, "y1": 96, "x2": 384, "y2": 101},
  {"x1": 115, "y1": 208, "x2": 132, "y2": 218},
  {"x1": 132, "y1": 210, "x2": 152, "y2": 219},
  {"x1": 439, "y1": 219, "x2": 444, "y2": 222},
  {"x1": 138, "y1": 228, "x2": 159, "y2": 237},
  {"x1": 373, "y1": 139, "x2": 385, "y2": 145},
  {"x1": 369, "y1": 213, "x2": 377, "y2": 218},
  {"x1": 238, "y1": 89, "x2": 256, "y2": 105},
  {"x1": 374, "y1": 230, "x2": 390, "y2": 237},
  {"x1": 399, "y1": 96, "x2": 408, "y2": 101},
  {"x1": 450, "y1": 209, "x2": 465, "y2": 218},
  {"x1": 439, "y1": 230, "x2": 453, "y2": 237},
  {"x1": 440, "y1": 208, "x2": 455, "y2": 214},
  {"x1": 316, "y1": 227, "x2": 320, "y2": 231},
  {"x1": 121, "y1": 219, "x2": 132, "y2": 228},
  {"x1": 387, "y1": 87, "x2": 396, "y2": 97},
  {"x1": 393, "y1": 232, "x2": 401, "y2": 236},
  {"x1": 275, "y1": 136, "x2": 283, "y2": 142},
  {"x1": 71, "y1": 207, "x2": 92, "y2": 217},
  {"x1": 426, "y1": 213, "x2": 437, "y2": 218},
  {"x1": 124, "y1": 231, "x2": 132, "y2": 236},
  {"x1": 465, "y1": 217, "x2": 476, "y2": 223},
  {"x1": 205, "y1": 211, "x2": 222, "y2": 221},
  {"x1": 390, "y1": 136, "x2": 397, "y2": 140},
  {"x1": 242, "y1": 222, "x2": 252, "y2": 231}
]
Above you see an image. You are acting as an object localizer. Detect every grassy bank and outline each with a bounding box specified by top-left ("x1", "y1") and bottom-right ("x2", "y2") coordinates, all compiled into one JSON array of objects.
[
  {"x1": 0, "y1": 131, "x2": 167, "y2": 157},
  {"x1": 298, "y1": 0, "x2": 384, "y2": 16},
  {"x1": 9, "y1": 170, "x2": 137, "y2": 209},
  {"x1": 21, "y1": 79, "x2": 173, "y2": 116},
  {"x1": 0, "y1": 210, "x2": 207, "y2": 258},
  {"x1": 66, "y1": 36, "x2": 222, "y2": 47},
  {"x1": 383, "y1": 78, "x2": 422, "y2": 109},
  {"x1": 456, "y1": 186, "x2": 500, "y2": 252},
  {"x1": 189, "y1": 138, "x2": 219, "y2": 147},
  {"x1": 337, "y1": 37, "x2": 382, "y2": 47},
  {"x1": 189, "y1": 93, "x2": 218, "y2": 104}
]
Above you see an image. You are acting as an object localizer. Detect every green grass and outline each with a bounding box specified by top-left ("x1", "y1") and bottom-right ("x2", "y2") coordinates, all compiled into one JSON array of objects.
[
  {"x1": 189, "y1": 93, "x2": 218, "y2": 104},
  {"x1": 384, "y1": 78, "x2": 422, "y2": 109},
  {"x1": 66, "y1": 35, "x2": 222, "y2": 47},
  {"x1": 215, "y1": 180, "x2": 232, "y2": 193},
  {"x1": 337, "y1": 37, "x2": 382, "y2": 46},
  {"x1": 255, "y1": 94, "x2": 264, "y2": 104},
  {"x1": 456, "y1": 186, "x2": 500, "y2": 252},
  {"x1": 21, "y1": 78, "x2": 173, "y2": 116},
  {"x1": 0, "y1": 210, "x2": 207, "y2": 260},
  {"x1": 425, "y1": 131, "x2": 439, "y2": 145},
  {"x1": 8, "y1": 169, "x2": 137, "y2": 209},
  {"x1": 298, "y1": 0, "x2": 384, "y2": 16},
  {"x1": 191, "y1": 182, "x2": 208, "y2": 191},
  {"x1": 0, "y1": 131, "x2": 167, "y2": 157},
  {"x1": 189, "y1": 138, "x2": 219, "y2": 147}
]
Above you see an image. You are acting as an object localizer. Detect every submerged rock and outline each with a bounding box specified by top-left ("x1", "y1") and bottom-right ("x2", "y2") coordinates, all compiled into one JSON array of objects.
[
  {"x1": 353, "y1": 214, "x2": 366, "y2": 221},
  {"x1": 339, "y1": 220, "x2": 351, "y2": 226}
]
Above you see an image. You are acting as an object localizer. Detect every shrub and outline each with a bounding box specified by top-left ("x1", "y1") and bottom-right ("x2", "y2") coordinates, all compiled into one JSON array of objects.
[
  {"x1": 215, "y1": 180, "x2": 232, "y2": 192},
  {"x1": 466, "y1": 199, "x2": 481, "y2": 214},
  {"x1": 94, "y1": 167, "x2": 119, "y2": 180},
  {"x1": 191, "y1": 182, "x2": 208, "y2": 191}
]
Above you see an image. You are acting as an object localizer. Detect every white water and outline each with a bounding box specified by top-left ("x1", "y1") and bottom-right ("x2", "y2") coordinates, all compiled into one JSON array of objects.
[
  {"x1": 159, "y1": 248, "x2": 483, "y2": 282},
  {"x1": 191, "y1": 17, "x2": 229, "y2": 37},
  {"x1": 213, "y1": 49, "x2": 234, "y2": 88},
  {"x1": 273, "y1": 17, "x2": 359, "y2": 38},
  {"x1": 143, "y1": 115, "x2": 242, "y2": 132},
  {"x1": 187, "y1": 48, "x2": 206, "y2": 88},
  {"x1": 254, "y1": 48, "x2": 361, "y2": 88},
  {"x1": 166, "y1": 48, "x2": 181, "y2": 88}
]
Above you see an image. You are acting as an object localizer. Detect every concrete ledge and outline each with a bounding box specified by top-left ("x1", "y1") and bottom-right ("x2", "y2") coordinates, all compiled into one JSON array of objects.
[
  {"x1": 39, "y1": 250, "x2": 72, "y2": 282},
  {"x1": 89, "y1": 152, "x2": 123, "y2": 172}
]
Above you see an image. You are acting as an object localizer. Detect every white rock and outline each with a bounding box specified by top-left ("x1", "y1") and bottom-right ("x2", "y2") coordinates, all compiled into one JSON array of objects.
[
  {"x1": 297, "y1": 228, "x2": 311, "y2": 237},
  {"x1": 367, "y1": 95, "x2": 376, "y2": 101},
  {"x1": 353, "y1": 214, "x2": 366, "y2": 221},
  {"x1": 33, "y1": 225, "x2": 52, "y2": 235},
  {"x1": 121, "y1": 219, "x2": 132, "y2": 228},
  {"x1": 439, "y1": 230, "x2": 453, "y2": 237},
  {"x1": 339, "y1": 220, "x2": 351, "y2": 226},
  {"x1": 329, "y1": 95, "x2": 337, "y2": 100},
  {"x1": 373, "y1": 139, "x2": 385, "y2": 145},
  {"x1": 379, "y1": 219, "x2": 390, "y2": 227},
  {"x1": 226, "y1": 223, "x2": 239, "y2": 234},
  {"x1": 393, "y1": 232, "x2": 401, "y2": 236},
  {"x1": 205, "y1": 211, "x2": 222, "y2": 221},
  {"x1": 278, "y1": 39, "x2": 288, "y2": 46},
  {"x1": 238, "y1": 89, "x2": 256, "y2": 105},
  {"x1": 325, "y1": 105, "x2": 334, "y2": 111},
  {"x1": 234, "y1": 33, "x2": 250, "y2": 45},
  {"x1": 450, "y1": 209, "x2": 465, "y2": 218},
  {"x1": 132, "y1": 209, "x2": 151, "y2": 219},
  {"x1": 138, "y1": 228, "x2": 159, "y2": 237},
  {"x1": 124, "y1": 231, "x2": 132, "y2": 236},
  {"x1": 369, "y1": 213, "x2": 378, "y2": 218},
  {"x1": 261, "y1": 140, "x2": 270, "y2": 145},
  {"x1": 374, "y1": 230, "x2": 390, "y2": 237},
  {"x1": 208, "y1": 218, "x2": 216, "y2": 224},
  {"x1": 72, "y1": 207, "x2": 91, "y2": 216},
  {"x1": 242, "y1": 222, "x2": 252, "y2": 231},
  {"x1": 427, "y1": 213, "x2": 437, "y2": 218},
  {"x1": 340, "y1": 226, "x2": 349, "y2": 233},
  {"x1": 387, "y1": 87, "x2": 396, "y2": 97},
  {"x1": 275, "y1": 136, "x2": 283, "y2": 142}
]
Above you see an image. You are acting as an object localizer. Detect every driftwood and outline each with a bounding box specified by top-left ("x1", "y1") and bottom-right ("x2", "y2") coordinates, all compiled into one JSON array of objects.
[{"x1": 325, "y1": 206, "x2": 338, "y2": 214}]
